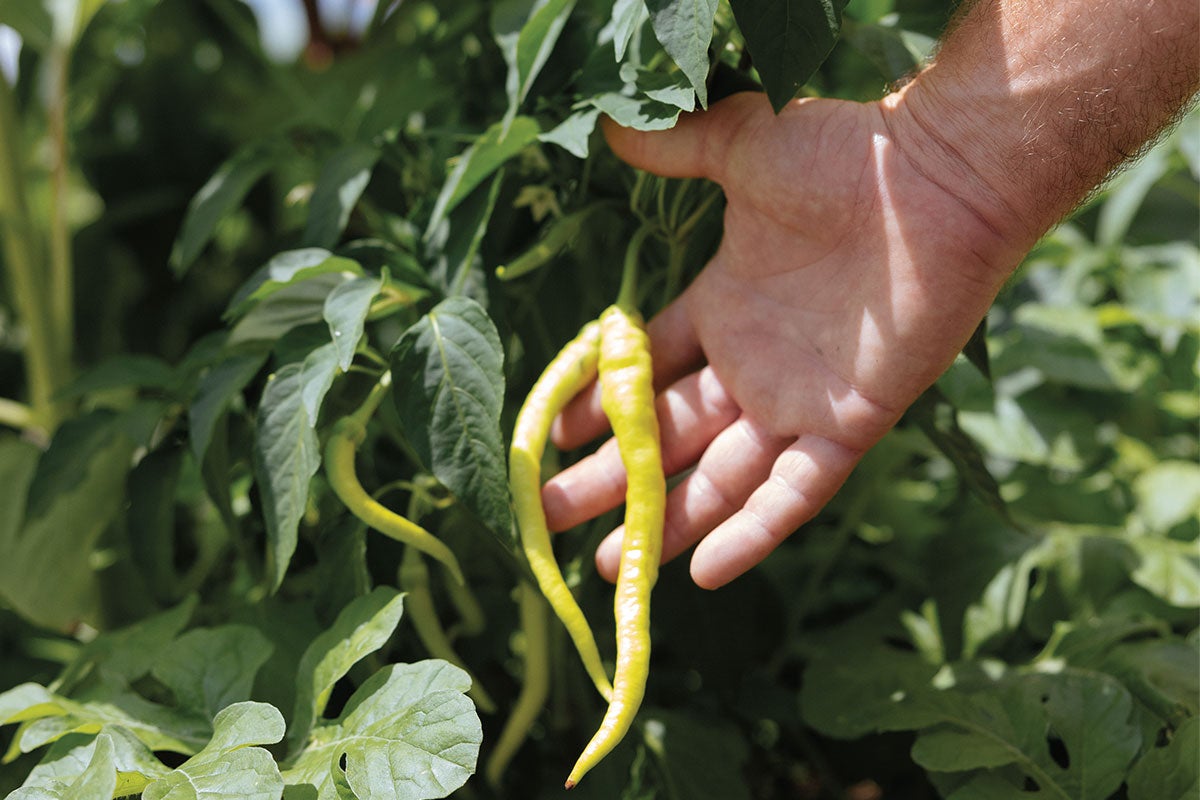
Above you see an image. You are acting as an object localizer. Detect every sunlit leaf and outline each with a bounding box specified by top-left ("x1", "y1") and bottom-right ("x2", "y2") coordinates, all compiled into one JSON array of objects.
[
  {"x1": 539, "y1": 107, "x2": 602, "y2": 158},
  {"x1": 324, "y1": 275, "x2": 383, "y2": 371},
  {"x1": 9, "y1": 732, "x2": 116, "y2": 800},
  {"x1": 287, "y1": 588, "x2": 406, "y2": 752},
  {"x1": 645, "y1": 0, "x2": 717, "y2": 107},
  {"x1": 283, "y1": 661, "x2": 481, "y2": 800},
  {"x1": 17, "y1": 728, "x2": 166, "y2": 797},
  {"x1": 143, "y1": 703, "x2": 286, "y2": 800}
]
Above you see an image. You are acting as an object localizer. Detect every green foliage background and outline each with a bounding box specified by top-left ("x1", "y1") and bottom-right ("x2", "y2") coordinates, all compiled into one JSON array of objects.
[{"x1": 0, "y1": 0, "x2": 1196, "y2": 798}]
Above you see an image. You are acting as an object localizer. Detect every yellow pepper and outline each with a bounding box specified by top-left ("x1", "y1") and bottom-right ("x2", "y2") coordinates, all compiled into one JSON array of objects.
[
  {"x1": 510, "y1": 321, "x2": 614, "y2": 702},
  {"x1": 565, "y1": 303, "x2": 665, "y2": 789}
]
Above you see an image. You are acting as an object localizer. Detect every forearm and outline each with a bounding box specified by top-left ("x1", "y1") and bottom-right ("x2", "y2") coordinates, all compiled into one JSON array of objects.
[{"x1": 885, "y1": 0, "x2": 1199, "y2": 254}]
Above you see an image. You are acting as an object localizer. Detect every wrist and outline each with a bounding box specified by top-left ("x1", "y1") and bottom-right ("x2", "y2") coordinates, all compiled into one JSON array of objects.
[
  {"x1": 881, "y1": 0, "x2": 1200, "y2": 259},
  {"x1": 880, "y1": 79, "x2": 1045, "y2": 259}
]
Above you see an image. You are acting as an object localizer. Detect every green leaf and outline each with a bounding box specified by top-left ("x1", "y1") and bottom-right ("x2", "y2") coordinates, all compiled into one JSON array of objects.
[
  {"x1": 0, "y1": 683, "x2": 58, "y2": 725},
  {"x1": 0, "y1": 413, "x2": 136, "y2": 631},
  {"x1": 189, "y1": 352, "x2": 268, "y2": 465},
  {"x1": 171, "y1": 140, "x2": 280, "y2": 276},
  {"x1": 1128, "y1": 537, "x2": 1200, "y2": 608},
  {"x1": 0, "y1": 0, "x2": 53, "y2": 51},
  {"x1": 1102, "y1": 638, "x2": 1199, "y2": 724},
  {"x1": 229, "y1": 282, "x2": 359, "y2": 347},
  {"x1": 324, "y1": 275, "x2": 382, "y2": 371},
  {"x1": 962, "y1": 539, "x2": 1050, "y2": 658},
  {"x1": 144, "y1": 702, "x2": 286, "y2": 800},
  {"x1": 55, "y1": 599, "x2": 198, "y2": 692},
  {"x1": 611, "y1": 0, "x2": 649, "y2": 62},
  {"x1": 799, "y1": 644, "x2": 944, "y2": 739},
  {"x1": 494, "y1": 0, "x2": 577, "y2": 125},
  {"x1": 427, "y1": 172, "x2": 504, "y2": 305},
  {"x1": 9, "y1": 732, "x2": 116, "y2": 800},
  {"x1": 127, "y1": 444, "x2": 186, "y2": 603},
  {"x1": 636, "y1": 67, "x2": 698, "y2": 110},
  {"x1": 17, "y1": 728, "x2": 167, "y2": 797},
  {"x1": 255, "y1": 363, "x2": 323, "y2": 590},
  {"x1": 425, "y1": 116, "x2": 540, "y2": 237},
  {"x1": 996, "y1": 304, "x2": 1155, "y2": 392},
  {"x1": 3, "y1": 678, "x2": 210, "y2": 758},
  {"x1": 912, "y1": 671, "x2": 1141, "y2": 800},
  {"x1": 1127, "y1": 716, "x2": 1198, "y2": 800},
  {"x1": 23, "y1": 410, "x2": 122, "y2": 522},
  {"x1": 390, "y1": 297, "x2": 512, "y2": 541},
  {"x1": 56, "y1": 355, "x2": 177, "y2": 400},
  {"x1": 288, "y1": 588, "x2": 406, "y2": 752},
  {"x1": 300, "y1": 342, "x2": 341, "y2": 424},
  {"x1": 0, "y1": 435, "x2": 40, "y2": 561},
  {"x1": 589, "y1": 90, "x2": 687, "y2": 131},
  {"x1": 843, "y1": 18, "x2": 935, "y2": 83},
  {"x1": 645, "y1": 0, "x2": 717, "y2": 107},
  {"x1": 1097, "y1": 144, "x2": 1171, "y2": 248},
  {"x1": 538, "y1": 107, "x2": 602, "y2": 158},
  {"x1": 910, "y1": 387, "x2": 1008, "y2": 522},
  {"x1": 1133, "y1": 460, "x2": 1200, "y2": 533},
  {"x1": 282, "y1": 661, "x2": 481, "y2": 800},
  {"x1": 151, "y1": 626, "x2": 275, "y2": 719},
  {"x1": 730, "y1": 0, "x2": 848, "y2": 111},
  {"x1": 228, "y1": 250, "x2": 364, "y2": 321},
  {"x1": 304, "y1": 143, "x2": 381, "y2": 250},
  {"x1": 640, "y1": 711, "x2": 751, "y2": 800}
]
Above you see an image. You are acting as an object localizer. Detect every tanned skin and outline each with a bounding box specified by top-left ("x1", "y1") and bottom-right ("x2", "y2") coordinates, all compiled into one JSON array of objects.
[{"x1": 541, "y1": 0, "x2": 1199, "y2": 589}]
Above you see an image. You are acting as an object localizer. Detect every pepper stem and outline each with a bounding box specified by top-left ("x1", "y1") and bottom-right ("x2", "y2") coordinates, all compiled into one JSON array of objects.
[
  {"x1": 349, "y1": 370, "x2": 392, "y2": 427},
  {"x1": 617, "y1": 223, "x2": 654, "y2": 312}
]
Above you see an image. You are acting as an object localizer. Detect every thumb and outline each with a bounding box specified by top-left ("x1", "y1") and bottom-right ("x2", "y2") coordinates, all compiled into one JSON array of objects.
[{"x1": 601, "y1": 91, "x2": 763, "y2": 181}]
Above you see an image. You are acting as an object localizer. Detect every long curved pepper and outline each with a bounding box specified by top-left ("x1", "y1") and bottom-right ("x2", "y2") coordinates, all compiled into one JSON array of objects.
[
  {"x1": 399, "y1": 546, "x2": 496, "y2": 713},
  {"x1": 483, "y1": 582, "x2": 550, "y2": 789},
  {"x1": 510, "y1": 321, "x2": 614, "y2": 702},
  {"x1": 325, "y1": 416, "x2": 466, "y2": 585},
  {"x1": 566, "y1": 304, "x2": 665, "y2": 789}
]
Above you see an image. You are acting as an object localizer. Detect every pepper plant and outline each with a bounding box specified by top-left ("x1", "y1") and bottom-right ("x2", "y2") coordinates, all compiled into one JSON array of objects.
[{"x1": 0, "y1": 0, "x2": 1196, "y2": 798}]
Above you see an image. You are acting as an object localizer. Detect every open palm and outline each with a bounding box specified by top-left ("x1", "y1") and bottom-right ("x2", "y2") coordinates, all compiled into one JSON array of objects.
[{"x1": 542, "y1": 92, "x2": 1023, "y2": 588}]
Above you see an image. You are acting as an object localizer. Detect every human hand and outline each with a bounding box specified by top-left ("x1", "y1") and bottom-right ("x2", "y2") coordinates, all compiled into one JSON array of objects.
[{"x1": 541, "y1": 91, "x2": 1025, "y2": 589}]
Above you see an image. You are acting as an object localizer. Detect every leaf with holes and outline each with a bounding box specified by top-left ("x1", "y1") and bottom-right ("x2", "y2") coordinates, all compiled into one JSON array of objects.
[{"x1": 912, "y1": 670, "x2": 1141, "y2": 799}]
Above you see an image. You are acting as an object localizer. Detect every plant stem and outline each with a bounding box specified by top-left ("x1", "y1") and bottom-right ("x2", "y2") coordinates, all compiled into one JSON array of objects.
[
  {"x1": 46, "y1": 42, "x2": 74, "y2": 381},
  {"x1": 662, "y1": 238, "x2": 687, "y2": 307},
  {"x1": 0, "y1": 76, "x2": 63, "y2": 431},
  {"x1": 674, "y1": 185, "x2": 723, "y2": 241},
  {"x1": 0, "y1": 397, "x2": 37, "y2": 432}
]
